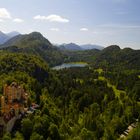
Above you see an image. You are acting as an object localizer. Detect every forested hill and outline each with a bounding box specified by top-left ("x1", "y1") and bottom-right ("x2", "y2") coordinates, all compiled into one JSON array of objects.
[
  {"x1": 0, "y1": 32, "x2": 65, "y2": 66},
  {"x1": 0, "y1": 52, "x2": 49, "y2": 83},
  {"x1": 92, "y1": 45, "x2": 140, "y2": 70}
]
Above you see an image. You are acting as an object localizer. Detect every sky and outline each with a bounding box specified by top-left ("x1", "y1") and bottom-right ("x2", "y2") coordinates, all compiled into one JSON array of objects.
[{"x1": 0, "y1": 0, "x2": 140, "y2": 49}]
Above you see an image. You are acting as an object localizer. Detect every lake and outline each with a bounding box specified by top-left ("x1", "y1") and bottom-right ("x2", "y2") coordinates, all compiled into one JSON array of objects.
[{"x1": 52, "y1": 62, "x2": 88, "y2": 70}]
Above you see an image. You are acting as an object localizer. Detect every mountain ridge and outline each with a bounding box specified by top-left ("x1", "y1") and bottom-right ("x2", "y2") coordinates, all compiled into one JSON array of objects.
[
  {"x1": 0, "y1": 31, "x2": 20, "y2": 44},
  {"x1": 0, "y1": 32, "x2": 65, "y2": 66},
  {"x1": 58, "y1": 43, "x2": 104, "y2": 51},
  {"x1": 0, "y1": 32, "x2": 139, "y2": 69},
  {"x1": 0, "y1": 32, "x2": 52, "y2": 49},
  {"x1": 59, "y1": 43, "x2": 82, "y2": 51},
  {"x1": 80, "y1": 44, "x2": 104, "y2": 50}
]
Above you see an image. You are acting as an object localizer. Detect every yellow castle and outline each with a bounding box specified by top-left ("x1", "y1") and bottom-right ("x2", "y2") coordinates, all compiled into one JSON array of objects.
[{"x1": 0, "y1": 82, "x2": 28, "y2": 117}]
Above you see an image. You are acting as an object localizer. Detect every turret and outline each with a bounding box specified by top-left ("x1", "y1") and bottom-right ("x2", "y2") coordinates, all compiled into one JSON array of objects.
[
  {"x1": 3, "y1": 84, "x2": 7, "y2": 96},
  {"x1": 1, "y1": 96, "x2": 5, "y2": 113}
]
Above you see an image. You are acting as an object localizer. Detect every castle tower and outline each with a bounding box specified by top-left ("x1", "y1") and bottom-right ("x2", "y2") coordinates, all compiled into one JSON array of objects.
[
  {"x1": 1, "y1": 96, "x2": 5, "y2": 113},
  {"x1": 3, "y1": 84, "x2": 7, "y2": 96},
  {"x1": 17, "y1": 87, "x2": 22, "y2": 100}
]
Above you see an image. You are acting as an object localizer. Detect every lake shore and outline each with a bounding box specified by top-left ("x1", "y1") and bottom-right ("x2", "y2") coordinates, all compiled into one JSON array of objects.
[{"x1": 52, "y1": 62, "x2": 88, "y2": 70}]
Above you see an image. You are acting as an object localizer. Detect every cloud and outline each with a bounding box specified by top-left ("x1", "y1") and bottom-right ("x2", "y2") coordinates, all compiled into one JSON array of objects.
[
  {"x1": 34, "y1": 14, "x2": 69, "y2": 23},
  {"x1": 0, "y1": 19, "x2": 4, "y2": 22},
  {"x1": 34, "y1": 15, "x2": 47, "y2": 20},
  {"x1": 47, "y1": 15, "x2": 69, "y2": 23},
  {"x1": 80, "y1": 28, "x2": 88, "y2": 31},
  {"x1": 50, "y1": 28, "x2": 60, "y2": 31},
  {"x1": 13, "y1": 18, "x2": 24, "y2": 23},
  {"x1": 0, "y1": 8, "x2": 11, "y2": 19}
]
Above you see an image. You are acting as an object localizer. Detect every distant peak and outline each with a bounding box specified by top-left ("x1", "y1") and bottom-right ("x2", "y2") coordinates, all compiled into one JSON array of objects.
[
  {"x1": 80, "y1": 44, "x2": 104, "y2": 50},
  {"x1": 0, "y1": 31, "x2": 5, "y2": 35},
  {"x1": 7, "y1": 31, "x2": 20, "y2": 38},
  {"x1": 9, "y1": 31, "x2": 19, "y2": 34},
  {"x1": 67, "y1": 43, "x2": 78, "y2": 46}
]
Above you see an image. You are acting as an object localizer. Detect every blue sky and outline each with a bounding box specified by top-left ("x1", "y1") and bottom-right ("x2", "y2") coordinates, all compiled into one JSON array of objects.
[{"x1": 0, "y1": 0, "x2": 140, "y2": 49}]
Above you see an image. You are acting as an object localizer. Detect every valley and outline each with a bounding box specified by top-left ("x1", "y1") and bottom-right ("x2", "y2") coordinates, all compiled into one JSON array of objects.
[
  {"x1": 0, "y1": 0, "x2": 140, "y2": 139},
  {"x1": 0, "y1": 32, "x2": 139, "y2": 140}
]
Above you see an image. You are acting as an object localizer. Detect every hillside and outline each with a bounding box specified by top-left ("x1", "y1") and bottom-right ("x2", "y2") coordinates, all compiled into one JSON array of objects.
[
  {"x1": 93, "y1": 45, "x2": 140, "y2": 70},
  {"x1": 0, "y1": 32, "x2": 65, "y2": 66},
  {"x1": 62, "y1": 49, "x2": 100, "y2": 63},
  {"x1": 0, "y1": 52, "x2": 49, "y2": 82}
]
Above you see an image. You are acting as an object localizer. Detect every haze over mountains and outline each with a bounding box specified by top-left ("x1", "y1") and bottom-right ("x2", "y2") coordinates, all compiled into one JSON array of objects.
[
  {"x1": 0, "y1": 31, "x2": 104, "y2": 51},
  {"x1": 58, "y1": 43, "x2": 104, "y2": 51},
  {"x1": 0, "y1": 31, "x2": 139, "y2": 70},
  {"x1": 0, "y1": 31, "x2": 20, "y2": 44},
  {"x1": 59, "y1": 43, "x2": 83, "y2": 51},
  {"x1": 80, "y1": 44, "x2": 104, "y2": 50}
]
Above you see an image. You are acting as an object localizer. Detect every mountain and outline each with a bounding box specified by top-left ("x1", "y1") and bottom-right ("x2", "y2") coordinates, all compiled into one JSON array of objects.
[
  {"x1": 59, "y1": 43, "x2": 83, "y2": 51},
  {"x1": 0, "y1": 32, "x2": 52, "y2": 49},
  {"x1": 0, "y1": 31, "x2": 9, "y2": 44},
  {"x1": 1, "y1": 32, "x2": 139, "y2": 70},
  {"x1": 0, "y1": 31, "x2": 20, "y2": 44},
  {"x1": 58, "y1": 43, "x2": 104, "y2": 51},
  {"x1": 80, "y1": 44, "x2": 104, "y2": 50},
  {"x1": 0, "y1": 32, "x2": 65, "y2": 66},
  {"x1": 6, "y1": 31, "x2": 20, "y2": 38}
]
